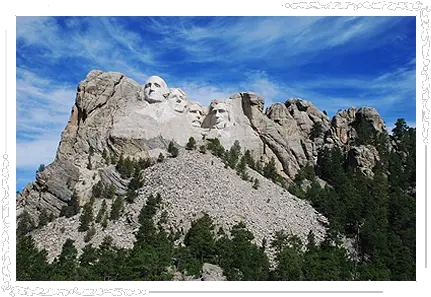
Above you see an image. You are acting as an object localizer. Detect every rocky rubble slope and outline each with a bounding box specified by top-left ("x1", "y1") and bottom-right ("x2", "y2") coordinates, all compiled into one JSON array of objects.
[{"x1": 30, "y1": 149, "x2": 328, "y2": 263}]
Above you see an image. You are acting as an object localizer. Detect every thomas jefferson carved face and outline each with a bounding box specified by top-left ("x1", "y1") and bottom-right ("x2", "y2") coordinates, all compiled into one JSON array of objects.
[
  {"x1": 167, "y1": 88, "x2": 188, "y2": 113},
  {"x1": 144, "y1": 76, "x2": 169, "y2": 103},
  {"x1": 208, "y1": 100, "x2": 231, "y2": 129},
  {"x1": 187, "y1": 102, "x2": 205, "y2": 127}
]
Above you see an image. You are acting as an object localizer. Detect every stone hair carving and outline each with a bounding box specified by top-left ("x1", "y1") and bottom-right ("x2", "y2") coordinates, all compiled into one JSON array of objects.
[
  {"x1": 143, "y1": 76, "x2": 170, "y2": 103},
  {"x1": 167, "y1": 88, "x2": 189, "y2": 113},
  {"x1": 186, "y1": 102, "x2": 206, "y2": 127},
  {"x1": 203, "y1": 99, "x2": 233, "y2": 129}
]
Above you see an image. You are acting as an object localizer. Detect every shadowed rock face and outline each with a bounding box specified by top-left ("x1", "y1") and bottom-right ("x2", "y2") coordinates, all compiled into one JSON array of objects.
[{"x1": 17, "y1": 70, "x2": 390, "y2": 258}]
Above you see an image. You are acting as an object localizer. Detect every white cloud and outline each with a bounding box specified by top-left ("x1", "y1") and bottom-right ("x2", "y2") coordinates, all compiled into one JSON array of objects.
[{"x1": 16, "y1": 137, "x2": 59, "y2": 169}]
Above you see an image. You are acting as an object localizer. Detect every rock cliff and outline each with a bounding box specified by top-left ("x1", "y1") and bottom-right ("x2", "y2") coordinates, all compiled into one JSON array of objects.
[{"x1": 17, "y1": 70, "x2": 390, "y2": 264}]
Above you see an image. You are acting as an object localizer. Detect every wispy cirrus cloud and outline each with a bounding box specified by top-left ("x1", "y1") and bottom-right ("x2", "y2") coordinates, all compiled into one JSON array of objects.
[{"x1": 16, "y1": 16, "x2": 416, "y2": 191}]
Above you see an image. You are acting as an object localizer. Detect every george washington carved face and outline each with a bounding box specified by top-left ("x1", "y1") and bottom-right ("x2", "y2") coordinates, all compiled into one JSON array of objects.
[{"x1": 144, "y1": 76, "x2": 169, "y2": 103}]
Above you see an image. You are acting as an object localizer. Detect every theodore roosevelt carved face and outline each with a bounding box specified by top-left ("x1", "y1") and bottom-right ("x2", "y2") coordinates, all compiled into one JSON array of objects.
[
  {"x1": 186, "y1": 102, "x2": 206, "y2": 127},
  {"x1": 144, "y1": 76, "x2": 169, "y2": 103}
]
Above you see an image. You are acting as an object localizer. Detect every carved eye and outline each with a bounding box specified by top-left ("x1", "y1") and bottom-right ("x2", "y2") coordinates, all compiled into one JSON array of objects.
[
  {"x1": 144, "y1": 83, "x2": 151, "y2": 88},
  {"x1": 154, "y1": 83, "x2": 161, "y2": 88},
  {"x1": 190, "y1": 110, "x2": 197, "y2": 113}
]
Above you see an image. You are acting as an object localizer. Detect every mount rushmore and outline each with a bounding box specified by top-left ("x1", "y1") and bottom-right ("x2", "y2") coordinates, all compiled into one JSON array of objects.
[{"x1": 16, "y1": 70, "x2": 388, "y2": 263}]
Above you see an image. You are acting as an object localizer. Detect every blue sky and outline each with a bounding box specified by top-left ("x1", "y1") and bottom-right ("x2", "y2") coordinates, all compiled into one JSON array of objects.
[{"x1": 16, "y1": 16, "x2": 416, "y2": 191}]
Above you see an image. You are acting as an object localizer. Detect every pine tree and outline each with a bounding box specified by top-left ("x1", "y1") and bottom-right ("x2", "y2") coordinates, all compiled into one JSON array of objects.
[
  {"x1": 168, "y1": 141, "x2": 179, "y2": 157},
  {"x1": 236, "y1": 155, "x2": 247, "y2": 177},
  {"x1": 101, "y1": 214, "x2": 108, "y2": 229},
  {"x1": 16, "y1": 235, "x2": 50, "y2": 280},
  {"x1": 252, "y1": 178, "x2": 260, "y2": 189},
  {"x1": 79, "y1": 200, "x2": 94, "y2": 232},
  {"x1": 96, "y1": 200, "x2": 107, "y2": 223},
  {"x1": 184, "y1": 214, "x2": 216, "y2": 264},
  {"x1": 84, "y1": 223, "x2": 96, "y2": 243},
  {"x1": 36, "y1": 164, "x2": 45, "y2": 178},
  {"x1": 244, "y1": 150, "x2": 255, "y2": 169},
  {"x1": 310, "y1": 122, "x2": 323, "y2": 141},
  {"x1": 186, "y1": 137, "x2": 197, "y2": 150},
  {"x1": 51, "y1": 239, "x2": 79, "y2": 281},
  {"x1": 17, "y1": 210, "x2": 35, "y2": 239},
  {"x1": 110, "y1": 196, "x2": 124, "y2": 220},
  {"x1": 92, "y1": 181, "x2": 104, "y2": 198},
  {"x1": 38, "y1": 209, "x2": 51, "y2": 228}
]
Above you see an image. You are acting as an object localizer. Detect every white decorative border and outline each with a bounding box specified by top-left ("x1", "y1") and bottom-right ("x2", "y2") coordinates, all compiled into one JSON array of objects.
[
  {"x1": 1, "y1": 154, "x2": 11, "y2": 291},
  {"x1": 1, "y1": 2, "x2": 428, "y2": 296}
]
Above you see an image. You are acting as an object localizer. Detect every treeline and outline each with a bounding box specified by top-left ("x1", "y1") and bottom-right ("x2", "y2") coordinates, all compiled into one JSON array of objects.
[
  {"x1": 17, "y1": 193, "x2": 353, "y2": 281},
  {"x1": 287, "y1": 118, "x2": 416, "y2": 280}
]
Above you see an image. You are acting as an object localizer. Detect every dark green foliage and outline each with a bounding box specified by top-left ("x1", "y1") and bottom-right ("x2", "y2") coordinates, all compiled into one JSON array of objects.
[
  {"x1": 252, "y1": 178, "x2": 260, "y2": 189},
  {"x1": 294, "y1": 163, "x2": 315, "y2": 183},
  {"x1": 206, "y1": 138, "x2": 225, "y2": 157},
  {"x1": 174, "y1": 246, "x2": 202, "y2": 276},
  {"x1": 392, "y1": 118, "x2": 408, "y2": 139},
  {"x1": 310, "y1": 122, "x2": 323, "y2": 141},
  {"x1": 79, "y1": 200, "x2": 94, "y2": 232},
  {"x1": 116, "y1": 154, "x2": 135, "y2": 178},
  {"x1": 93, "y1": 181, "x2": 116, "y2": 199},
  {"x1": 263, "y1": 157, "x2": 283, "y2": 185},
  {"x1": 104, "y1": 183, "x2": 116, "y2": 199},
  {"x1": 36, "y1": 164, "x2": 45, "y2": 177},
  {"x1": 287, "y1": 183, "x2": 306, "y2": 199},
  {"x1": 243, "y1": 150, "x2": 256, "y2": 169},
  {"x1": 92, "y1": 181, "x2": 104, "y2": 198},
  {"x1": 96, "y1": 200, "x2": 107, "y2": 223},
  {"x1": 101, "y1": 214, "x2": 108, "y2": 229},
  {"x1": 157, "y1": 152, "x2": 165, "y2": 162},
  {"x1": 102, "y1": 148, "x2": 108, "y2": 159},
  {"x1": 226, "y1": 140, "x2": 241, "y2": 169},
  {"x1": 51, "y1": 239, "x2": 79, "y2": 281},
  {"x1": 110, "y1": 154, "x2": 118, "y2": 165},
  {"x1": 199, "y1": 145, "x2": 206, "y2": 154},
  {"x1": 16, "y1": 235, "x2": 50, "y2": 280},
  {"x1": 186, "y1": 137, "x2": 197, "y2": 150},
  {"x1": 236, "y1": 155, "x2": 247, "y2": 177},
  {"x1": 310, "y1": 119, "x2": 416, "y2": 280},
  {"x1": 216, "y1": 222, "x2": 270, "y2": 280},
  {"x1": 84, "y1": 224, "x2": 96, "y2": 243},
  {"x1": 184, "y1": 214, "x2": 216, "y2": 264},
  {"x1": 110, "y1": 196, "x2": 124, "y2": 220},
  {"x1": 323, "y1": 110, "x2": 327, "y2": 116},
  {"x1": 126, "y1": 189, "x2": 138, "y2": 204},
  {"x1": 355, "y1": 120, "x2": 374, "y2": 145},
  {"x1": 168, "y1": 141, "x2": 179, "y2": 157},
  {"x1": 38, "y1": 209, "x2": 52, "y2": 228},
  {"x1": 129, "y1": 168, "x2": 144, "y2": 190},
  {"x1": 87, "y1": 155, "x2": 93, "y2": 170},
  {"x1": 59, "y1": 191, "x2": 80, "y2": 218}
]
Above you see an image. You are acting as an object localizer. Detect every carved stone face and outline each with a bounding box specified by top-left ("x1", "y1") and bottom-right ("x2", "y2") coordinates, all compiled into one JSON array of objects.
[
  {"x1": 209, "y1": 100, "x2": 231, "y2": 129},
  {"x1": 187, "y1": 103, "x2": 205, "y2": 127},
  {"x1": 144, "y1": 76, "x2": 169, "y2": 103},
  {"x1": 168, "y1": 88, "x2": 188, "y2": 113}
]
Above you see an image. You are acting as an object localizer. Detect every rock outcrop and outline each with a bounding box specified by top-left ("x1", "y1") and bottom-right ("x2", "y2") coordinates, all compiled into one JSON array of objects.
[{"x1": 17, "y1": 70, "x2": 391, "y2": 270}]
